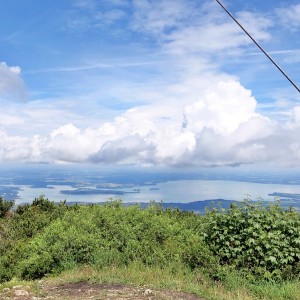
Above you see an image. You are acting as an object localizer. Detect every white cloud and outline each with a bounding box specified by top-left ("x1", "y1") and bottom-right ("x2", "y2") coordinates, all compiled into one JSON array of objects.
[
  {"x1": 236, "y1": 11, "x2": 272, "y2": 41},
  {"x1": 132, "y1": 0, "x2": 193, "y2": 34},
  {"x1": 131, "y1": 0, "x2": 272, "y2": 57},
  {"x1": 277, "y1": 4, "x2": 300, "y2": 31},
  {"x1": 2, "y1": 79, "x2": 300, "y2": 167},
  {"x1": 67, "y1": 0, "x2": 127, "y2": 30},
  {"x1": 287, "y1": 106, "x2": 300, "y2": 128},
  {"x1": 183, "y1": 80, "x2": 257, "y2": 135},
  {"x1": 2, "y1": 1, "x2": 300, "y2": 169},
  {"x1": 0, "y1": 130, "x2": 31, "y2": 161},
  {"x1": 0, "y1": 62, "x2": 25, "y2": 100},
  {"x1": 0, "y1": 114, "x2": 24, "y2": 126}
]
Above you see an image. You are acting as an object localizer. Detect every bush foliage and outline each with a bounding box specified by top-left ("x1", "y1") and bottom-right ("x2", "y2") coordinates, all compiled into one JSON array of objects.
[
  {"x1": 203, "y1": 201, "x2": 300, "y2": 280},
  {"x1": 0, "y1": 196, "x2": 14, "y2": 218},
  {"x1": 0, "y1": 196, "x2": 300, "y2": 283}
]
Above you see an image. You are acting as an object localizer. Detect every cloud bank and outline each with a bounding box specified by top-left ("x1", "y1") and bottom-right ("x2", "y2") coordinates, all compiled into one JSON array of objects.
[{"x1": 1, "y1": 79, "x2": 300, "y2": 167}]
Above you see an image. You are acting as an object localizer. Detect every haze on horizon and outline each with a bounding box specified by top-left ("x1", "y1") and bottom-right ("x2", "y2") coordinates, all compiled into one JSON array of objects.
[{"x1": 1, "y1": 0, "x2": 300, "y2": 169}]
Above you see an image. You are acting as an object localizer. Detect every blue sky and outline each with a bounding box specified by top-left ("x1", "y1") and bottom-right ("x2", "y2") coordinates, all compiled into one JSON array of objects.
[{"x1": 1, "y1": 0, "x2": 300, "y2": 168}]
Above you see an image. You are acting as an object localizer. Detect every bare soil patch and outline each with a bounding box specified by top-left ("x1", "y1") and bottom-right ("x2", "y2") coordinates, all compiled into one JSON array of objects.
[{"x1": 1, "y1": 282, "x2": 204, "y2": 300}]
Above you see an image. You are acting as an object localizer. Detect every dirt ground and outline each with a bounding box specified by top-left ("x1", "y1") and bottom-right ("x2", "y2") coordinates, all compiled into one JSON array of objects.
[{"x1": 0, "y1": 282, "x2": 204, "y2": 300}]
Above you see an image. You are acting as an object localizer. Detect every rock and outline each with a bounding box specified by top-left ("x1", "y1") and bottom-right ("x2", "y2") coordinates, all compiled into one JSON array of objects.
[
  {"x1": 14, "y1": 289, "x2": 29, "y2": 297},
  {"x1": 143, "y1": 289, "x2": 154, "y2": 296},
  {"x1": 2, "y1": 288, "x2": 10, "y2": 293},
  {"x1": 12, "y1": 285, "x2": 23, "y2": 290}
]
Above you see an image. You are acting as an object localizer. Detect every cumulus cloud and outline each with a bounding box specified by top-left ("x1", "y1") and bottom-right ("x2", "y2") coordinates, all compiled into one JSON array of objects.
[
  {"x1": 0, "y1": 62, "x2": 25, "y2": 100},
  {"x1": 0, "y1": 130, "x2": 31, "y2": 161},
  {"x1": 183, "y1": 81, "x2": 257, "y2": 135},
  {"x1": 1, "y1": 79, "x2": 300, "y2": 167}
]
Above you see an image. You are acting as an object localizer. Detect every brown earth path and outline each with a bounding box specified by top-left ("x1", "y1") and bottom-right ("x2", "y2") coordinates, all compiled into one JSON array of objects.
[{"x1": 0, "y1": 282, "x2": 205, "y2": 300}]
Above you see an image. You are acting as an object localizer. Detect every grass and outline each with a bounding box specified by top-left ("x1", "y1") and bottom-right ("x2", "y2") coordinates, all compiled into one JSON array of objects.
[
  {"x1": 1, "y1": 263, "x2": 300, "y2": 299},
  {"x1": 249, "y1": 281, "x2": 300, "y2": 300},
  {"x1": 41, "y1": 263, "x2": 300, "y2": 300}
]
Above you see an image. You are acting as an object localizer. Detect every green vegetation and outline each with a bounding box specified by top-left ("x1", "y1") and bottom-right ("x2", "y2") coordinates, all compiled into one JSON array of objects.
[
  {"x1": 1, "y1": 196, "x2": 300, "y2": 299},
  {"x1": 0, "y1": 196, "x2": 14, "y2": 218},
  {"x1": 204, "y1": 201, "x2": 300, "y2": 280}
]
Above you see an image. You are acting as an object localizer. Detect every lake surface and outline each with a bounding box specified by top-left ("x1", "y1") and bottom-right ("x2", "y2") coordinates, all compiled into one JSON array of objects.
[
  {"x1": 16, "y1": 179, "x2": 300, "y2": 204},
  {"x1": 1, "y1": 164, "x2": 300, "y2": 204}
]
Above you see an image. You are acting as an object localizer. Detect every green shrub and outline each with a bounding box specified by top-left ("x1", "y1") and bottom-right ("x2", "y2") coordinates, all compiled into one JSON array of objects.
[
  {"x1": 2, "y1": 197, "x2": 300, "y2": 284},
  {"x1": 9, "y1": 196, "x2": 69, "y2": 240},
  {"x1": 0, "y1": 196, "x2": 70, "y2": 282},
  {"x1": 0, "y1": 196, "x2": 14, "y2": 218},
  {"x1": 13, "y1": 203, "x2": 215, "y2": 280},
  {"x1": 203, "y1": 201, "x2": 300, "y2": 280},
  {"x1": 17, "y1": 212, "x2": 103, "y2": 279}
]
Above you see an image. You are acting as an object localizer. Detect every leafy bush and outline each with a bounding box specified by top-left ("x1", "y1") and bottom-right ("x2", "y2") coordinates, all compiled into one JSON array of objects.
[
  {"x1": 2, "y1": 197, "x2": 300, "y2": 283},
  {"x1": 203, "y1": 201, "x2": 300, "y2": 280},
  {"x1": 14, "y1": 202, "x2": 215, "y2": 280},
  {"x1": 0, "y1": 196, "x2": 70, "y2": 282},
  {"x1": 0, "y1": 196, "x2": 14, "y2": 218},
  {"x1": 9, "y1": 196, "x2": 69, "y2": 240}
]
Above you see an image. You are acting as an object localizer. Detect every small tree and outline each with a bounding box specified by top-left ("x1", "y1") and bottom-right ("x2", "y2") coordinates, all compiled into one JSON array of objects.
[{"x1": 0, "y1": 196, "x2": 14, "y2": 218}]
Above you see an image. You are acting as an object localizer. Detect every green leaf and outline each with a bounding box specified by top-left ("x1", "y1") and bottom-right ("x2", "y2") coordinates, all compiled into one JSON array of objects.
[{"x1": 267, "y1": 256, "x2": 277, "y2": 263}]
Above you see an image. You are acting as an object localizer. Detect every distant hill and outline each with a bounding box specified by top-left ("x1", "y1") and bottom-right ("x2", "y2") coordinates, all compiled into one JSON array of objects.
[
  {"x1": 61, "y1": 198, "x2": 300, "y2": 213},
  {"x1": 61, "y1": 199, "x2": 238, "y2": 214}
]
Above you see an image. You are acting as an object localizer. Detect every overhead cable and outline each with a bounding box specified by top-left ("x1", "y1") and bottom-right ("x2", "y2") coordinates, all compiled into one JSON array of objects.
[{"x1": 214, "y1": 0, "x2": 300, "y2": 94}]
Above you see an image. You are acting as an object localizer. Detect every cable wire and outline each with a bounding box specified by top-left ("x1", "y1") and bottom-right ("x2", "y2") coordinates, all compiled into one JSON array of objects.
[{"x1": 214, "y1": 0, "x2": 300, "y2": 94}]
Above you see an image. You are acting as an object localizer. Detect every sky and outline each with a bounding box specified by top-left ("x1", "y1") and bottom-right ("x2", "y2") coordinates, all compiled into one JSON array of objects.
[{"x1": 1, "y1": 0, "x2": 300, "y2": 168}]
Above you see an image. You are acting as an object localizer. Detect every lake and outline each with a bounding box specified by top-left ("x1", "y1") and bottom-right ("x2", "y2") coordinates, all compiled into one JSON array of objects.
[
  {"x1": 1, "y1": 164, "x2": 300, "y2": 205},
  {"x1": 15, "y1": 179, "x2": 300, "y2": 204}
]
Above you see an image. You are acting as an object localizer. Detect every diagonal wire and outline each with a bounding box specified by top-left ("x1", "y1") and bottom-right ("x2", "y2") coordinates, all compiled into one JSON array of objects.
[{"x1": 214, "y1": 0, "x2": 300, "y2": 94}]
